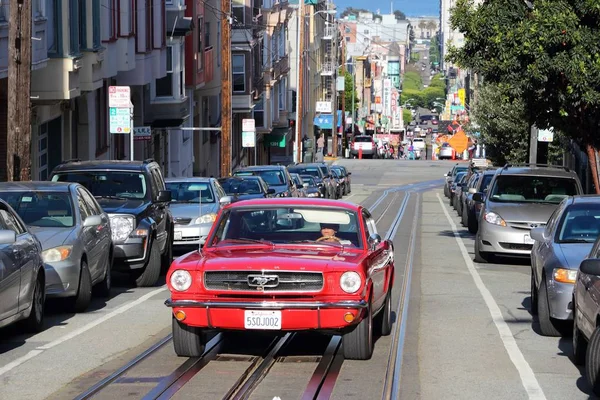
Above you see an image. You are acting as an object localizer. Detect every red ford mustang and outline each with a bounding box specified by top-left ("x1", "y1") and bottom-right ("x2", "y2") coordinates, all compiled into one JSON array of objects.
[{"x1": 165, "y1": 198, "x2": 395, "y2": 360}]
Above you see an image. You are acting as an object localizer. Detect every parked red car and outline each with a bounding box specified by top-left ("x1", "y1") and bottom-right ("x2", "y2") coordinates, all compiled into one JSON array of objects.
[{"x1": 165, "y1": 198, "x2": 395, "y2": 360}]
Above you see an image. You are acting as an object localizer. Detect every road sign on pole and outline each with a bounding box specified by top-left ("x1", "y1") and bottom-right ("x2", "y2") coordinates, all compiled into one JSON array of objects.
[
  {"x1": 109, "y1": 107, "x2": 131, "y2": 133},
  {"x1": 108, "y1": 86, "x2": 131, "y2": 108},
  {"x1": 108, "y1": 86, "x2": 134, "y2": 160}
]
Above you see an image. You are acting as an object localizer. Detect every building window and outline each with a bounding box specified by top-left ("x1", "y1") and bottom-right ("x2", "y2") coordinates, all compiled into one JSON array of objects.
[
  {"x1": 346, "y1": 36, "x2": 350, "y2": 42},
  {"x1": 69, "y1": 0, "x2": 80, "y2": 55},
  {"x1": 156, "y1": 46, "x2": 174, "y2": 97},
  {"x1": 253, "y1": 95, "x2": 264, "y2": 128},
  {"x1": 46, "y1": 0, "x2": 60, "y2": 53},
  {"x1": 197, "y1": 16, "x2": 203, "y2": 70},
  {"x1": 278, "y1": 78, "x2": 286, "y2": 110},
  {"x1": 364, "y1": 29, "x2": 369, "y2": 34},
  {"x1": 92, "y1": 0, "x2": 101, "y2": 48},
  {"x1": 232, "y1": 54, "x2": 245, "y2": 92},
  {"x1": 180, "y1": 43, "x2": 185, "y2": 96},
  {"x1": 146, "y1": 0, "x2": 153, "y2": 51},
  {"x1": 96, "y1": 84, "x2": 108, "y2": 155},
  {"x1": 79, "y1": 0, "x2": 87, "y2": 49},
  {"x1": 344, "y1": 26, "x2": 350, "y2": 33},
  {"x1": 232, "y1": 0, "x2": 244, "y2": 25},
  {"x1": 205, "y1": 22, "x2": 210, "y2": 48},
  {"x1": 278, "y1": 29, "x2": 285, "y2": 58},
  {"x1": 217, "y1": 23, "x2": 221, "y2": 66}
]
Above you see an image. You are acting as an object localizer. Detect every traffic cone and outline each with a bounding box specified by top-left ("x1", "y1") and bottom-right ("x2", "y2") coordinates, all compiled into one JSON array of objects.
[{"x1": 359, "y1": 148, "x2": 363, "y2": 159}]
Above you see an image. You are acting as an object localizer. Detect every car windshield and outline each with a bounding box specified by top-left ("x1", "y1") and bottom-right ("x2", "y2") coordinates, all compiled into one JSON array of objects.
[
  {"x1": 292, "y1": 175, "x2": 302, "y2": 186},
  {"x1": 166, "y1": 182, "x2": 215, "y2": 203},
  {"x1": 454, "y1": 172, "x2": 467, "y2": 184},
  {"x1": 332, "y1": 168, "x2": 345, "y2": 177},
  {"x1": 557, "y1": 204, "x2": 600, "y2": 243},
  {"x1": 209, "y1": 207, "x2": 362, "y2": 248},
  {"x1": 0, "y1": 191, "x2": 74, "y2": 227},
  {"x1": 52, "y1": 172, "x2": 148, "y2": 200},
  {"x1": 289, "y1": 167, "x2": 321, "y2": 179},
  {"x1": 354, "y1": 136, "x2": 372, "y2": 142},
  {"x1": 489, "y1": 176, "x2": 579, "y2": 203},
  {"x1": 235, "y1": 170, "x2": 286, "y2": 186},
  {"x1": 220, "y1": 179, "x2": 262, "y2": 195},
  {"x1": 301, "y1": 176, "x2": 316, "y2": 187}
]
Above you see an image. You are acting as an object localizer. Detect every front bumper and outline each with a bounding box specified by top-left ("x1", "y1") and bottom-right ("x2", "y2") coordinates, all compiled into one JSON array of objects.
[
  {"x1": 44, "y1": 260, "x2": 80, "y2": 298},
  {"x1": 173, "y1": 223, "x2": 211, "y2": 247},
  {"x1": 478, "y1": 221, "x2": 534, "y2": 256},
  {"x1": 165, "y1": 298, "x2": 368, "y2": 330},
  {"x1": 113, "y1": 236, "x2": 149, "y2": 270},
  {"x1": 546, "y1": 278, "x2": 575, "y2": 320}
]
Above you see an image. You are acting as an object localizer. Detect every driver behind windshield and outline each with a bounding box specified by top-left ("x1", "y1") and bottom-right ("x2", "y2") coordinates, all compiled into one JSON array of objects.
[{"x1": 319, "y1": 223, "x2": 351, "y2": 245}]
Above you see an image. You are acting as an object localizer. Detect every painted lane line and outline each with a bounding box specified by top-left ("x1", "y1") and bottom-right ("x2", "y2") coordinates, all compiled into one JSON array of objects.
[
  {"x1": 0, "y1": 286, "x2": 167, "y2": 378},
  {"x1": 436, "y1": 193, "x2": 547, "y2": 400}
]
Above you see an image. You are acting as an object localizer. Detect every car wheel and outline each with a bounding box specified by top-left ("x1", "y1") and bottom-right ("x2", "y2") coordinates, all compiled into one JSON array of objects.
[
  {"x1": 343, "y1": 301, "x2": 374, "y2": 360},
  {"x1": 461, "y1": 206, "x2": 468, "y2": 227},
  {"x1": 375, "y1": 292, "x2": 393, "y2": 337},
  {"x1": 172, "y1": 316, "x2": 206, "y2": 357},
  {"x1": 467, "y1": 211, "x2": 478, "y2": 234},
  {"x1": 135, "y1": 240, "x2": 161, "y2": 287},
  {"x1": 530, "y1": 271, "x2": 538, "y2": 316},
  {"x1": 94, "y1": 248, "x2": 112, "y2": 298},
  {"x1": 586, "y1": 326, "x2": 600, "y2": 395},
  {"x1": 537, "y1": 278, "x2": 569, "y2": 337},
  {"x1": 71, "y1": 260, "x2": 93, "y2": 313},
  {"x1": 444, "y1": 185, "x2": 450, "y2": 198},
  {"x1": 161, "y1": 229, "x2": 174, "y2": 274},
  {"x1": 474, "y1": 237, "x2": 488, "y2": 263},
  {"x1": 573, "y1": 304, "x2": 587, "y2": 365},
  {"x1": 23, "y1": 270, "x2": 45, "y2": 333}
]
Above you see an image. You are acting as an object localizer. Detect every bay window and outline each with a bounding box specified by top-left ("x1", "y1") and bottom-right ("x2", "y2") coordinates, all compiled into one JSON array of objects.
[
  {"x1": 156, "y1": 46, "x2": 174, "y2": 97},
  {"x1": 232, "y1": 54, "x2": 245, "y2": 92}
]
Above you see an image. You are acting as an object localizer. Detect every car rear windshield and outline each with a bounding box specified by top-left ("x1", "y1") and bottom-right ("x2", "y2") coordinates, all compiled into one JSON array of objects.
[
  {"x1": 52, "y1": 172, "x2": 149, "y2": 200},
  {"x1": 489, "y1": 176, "x2": 579, "y2": 204},
  {"x1": 208, "y1": 207, "x2": 362, "y2": 248},
  {"x1": 557, "y1": 204, "x2": 600, "y2": 243},
  {"x1": 300, "y1": 176, "x2": 316, "y2": 186},
  {"x1": 289, "y1": 167, "x2": 322, "y2": 179},
  {"x1": 220, "y1": 179, "x2": 262, "y2": 195},
  {"x1": 166, "y1": 182, "x2": 215, "y2": 203},
  {"x1": 452, "y1": 166, "x2": 468, "y2": 176},
  {"x1": 0, "y1": 191, "x2": 74, "y2": 227},
  {"x1": 354, "y1": 136, "x2": 372, "y2": 142},
  {"x1": 235, "y1": 170, "x2": 286, "y2": 186},
  {"x1": 480, "y1": 174, "x2": 494, "y2": 192}
]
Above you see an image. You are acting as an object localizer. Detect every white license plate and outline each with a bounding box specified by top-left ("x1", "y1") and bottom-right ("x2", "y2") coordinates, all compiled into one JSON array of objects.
[
  {"x1": 244, "y1": 310, "x2": 282, "y2": 330},
  {"x1": 174, "y1": 231, "x2": 182, "y2": 241},
  {"x1": 524, "y1": 234, "x2": 534, "y2": 244}
]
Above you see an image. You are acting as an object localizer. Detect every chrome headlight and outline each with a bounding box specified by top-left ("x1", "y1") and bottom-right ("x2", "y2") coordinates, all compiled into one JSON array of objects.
[
  {"x1": 42, "y1": 245, "x2": 73, "y2": 263},
  {"x1": 340, "y1": 271, "x2": 362, "y2": 294},
  {"x1": 277, "y1": 191, "x2": 289, "y2": 197},
  {"x1": 170, "y1": 270, "x2": 192, "y2": 291},
  {"x1": 483, "y1": 211, "x2": 507, "y2": 226},
  {"x1": 195, "y1": 213, "x2": 217, "y2": 224},
  {"x1": 307, "y1": 192, "x2": 320, "y2": 197},
  {"x1": 109, "y1": 214, "x2": 136, "y2": 242},
  {"x1": 553, "y1": 268, "x2": 578, "y2": 284}
]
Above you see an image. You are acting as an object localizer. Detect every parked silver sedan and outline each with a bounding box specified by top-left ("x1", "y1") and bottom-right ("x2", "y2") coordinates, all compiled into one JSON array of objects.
[
  {"x1": 0, "y1": 182, "x2": 113, "y2": 313},
  {"x1": 166, "y1": 178, "x2": 232, "y2": 249},
  {"x1": 530, "y1": 196, "x2": 600, "y2": 337}
]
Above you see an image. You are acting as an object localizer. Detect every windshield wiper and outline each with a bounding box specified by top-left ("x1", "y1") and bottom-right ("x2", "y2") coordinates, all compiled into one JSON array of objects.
[
  {"x1": 95, "y1": 195, "x2": 128, "y2": 200},
  {"x1": 218, "y1": 238, "x2": 275, "y2": 246},
  {"x1": 292, "y1": 240, "x2": 344, "y2": 248}
]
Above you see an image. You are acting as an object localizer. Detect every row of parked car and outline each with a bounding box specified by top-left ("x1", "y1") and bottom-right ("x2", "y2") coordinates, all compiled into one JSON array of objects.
[
  {"x1": 444, "y1": 162, "x2": 600, "y2": 395},
  {"x1": 0, "y1": 159, "x2": 352, "y2": 337}
]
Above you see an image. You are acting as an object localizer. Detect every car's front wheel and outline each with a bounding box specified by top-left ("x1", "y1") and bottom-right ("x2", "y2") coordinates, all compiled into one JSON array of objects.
[
  {"x1": 161, "y1": 229, "x2": 173, "y2": 274},
  {"x1": 172, "y1": 317, "x2": 206, "y2": 357},
  {"x1": 343, "y1": 301, "x2": 374, "y2": 360},
  {"x1": 537, "y1": 278, "x2": 569, "y2": 337},
  {"x1": 135, "y1": 240, "x2": 161, "y2": 287},
  {"x1": 573, "y1": 304, "x2": 587, "y2": 365},
  {"x1": 586, "y1": 326, "x2": 600, "y2": 395},
  {"x1": 71, "y1": 260, "x2": 93, "y2": 313},
  {"x1": 23, "y1": 270, "x2": 45, "y2": 333}
]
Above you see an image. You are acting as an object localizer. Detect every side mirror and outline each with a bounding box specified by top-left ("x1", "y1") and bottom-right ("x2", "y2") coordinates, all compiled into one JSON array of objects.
[
  {"x1": 303, "y1": 183, "x2": 309, "y2": 189},
  {"x1": 580, "y1": 259, "x2": 600, "y2": 276},
  {"x1": 83, "y1": 215, "x2": 102, "y2": 227},
  {"x1": 156, "y1": 190, "x2": 172, "y2": 203},
  {"x1": 472, "y1": 193, "x2": 484, "y2": 203},
  {"x1": 219, "y1": 196, "x2": 233, "y2": 206},
  {"x1": 0, "y1": 229, "x2": 16, "y2": 245},
  {"x1": 368, "y1": 233, "x2": 382, "y2": 251},
  {"x1": 468, "y1": 188, "x2": 477, "y2": 194},
  {"x1": 530, "y1": 227, "x2": 546, "y2": 242},
  {"x1": 267, "y1": 188, "x2": 276, "y2": 195}
]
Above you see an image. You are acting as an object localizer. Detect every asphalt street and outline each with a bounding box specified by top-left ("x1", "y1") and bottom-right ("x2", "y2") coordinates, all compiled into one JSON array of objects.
[{"x1": 0, "y1": 158, "x2": 592, "y2": 399}]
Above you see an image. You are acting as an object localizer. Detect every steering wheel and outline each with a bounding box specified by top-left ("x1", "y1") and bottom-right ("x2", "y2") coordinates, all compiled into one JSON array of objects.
[{"x1": 316, "y1": 236, "x2": 342, "y2": 242}]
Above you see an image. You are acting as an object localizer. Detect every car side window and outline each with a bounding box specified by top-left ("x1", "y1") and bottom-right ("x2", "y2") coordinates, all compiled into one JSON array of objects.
[
  {"x1": 546, "y1": 205, "x2": 564, "y2": 234},
  {"x1": 79, "y1": 188, "x2": 101, "y2": 215},
  {"x1": 148, "y1": 169, "x2": 160, "y2": 198},
  {"x1": 214, "y1": 182, "x2": 226, "y2": 199},
  {"x1": 0, "y1": 209, "x2": 24, "y2": 235},
  {"x1": 77, "y1": 191, "x2": 92, "y2": 220}
]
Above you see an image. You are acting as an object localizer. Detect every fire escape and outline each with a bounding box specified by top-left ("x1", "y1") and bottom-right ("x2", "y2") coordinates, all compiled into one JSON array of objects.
[{"x1": 320, "y1": 25, "x2": 335, "y2": 108}]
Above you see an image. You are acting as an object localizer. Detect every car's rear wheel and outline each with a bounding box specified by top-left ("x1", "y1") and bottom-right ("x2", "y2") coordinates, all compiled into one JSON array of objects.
[
  {"x1": 530, "y1": 272, "x2": 538, "y2": 315},
  {"x1": 23, "y1": 270, "x2": 45, "y2": 333},
  {"x1": 461, "y1": 205, "x2": 468, "y2": 227},
  {"x1": 94, "y1": 249, "x2": 112, "y2": 298},
  {"x1": 136, "y1": 240, "x2": 161, "y2": 287},
  {"x1": 343, "y1": 301, "x2": 374, "y2": 360},
  {"x1": 71, "y1": 260, "x2": 93, "y2": 313},
  {"x1": 375, "y1": 292, "x2": 393, "y2": 337},
  {"x1": 573, "y1": 304, "x2": 587, "y2": 365},
  {"x1": 537, "y1": 278, "x2": 569, "y2": 337},
  {"x1": 172, "y1": 317, "x2": 206, "y2": 357},
  {"x1": 467, "y1": 211, "x2": 478, "y2": 234},
  {"x1": 586, "y1": 326, "x2": 600, "y2": 395}
]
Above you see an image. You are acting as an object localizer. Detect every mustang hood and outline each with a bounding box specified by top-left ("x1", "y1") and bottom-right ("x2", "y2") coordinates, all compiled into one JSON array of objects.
[
  {"x1": 28, "y1": 226, "x2": 76, "y2": 250},
  {"x1": 558, "y1": 243, "x2": 594, "y2": 270},
  {"x1": 200, "y1": 247, "x2": 366, "y2": 271},
  {"x1": 487, "y1": 202, "x2": 558, "y2": 223},
  {"x1": 96, "y1": 198, "x2": 147, "y2": 214}
]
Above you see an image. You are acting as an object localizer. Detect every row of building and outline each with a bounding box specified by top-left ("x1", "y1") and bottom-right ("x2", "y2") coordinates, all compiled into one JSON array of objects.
[{"x1": 0, "y1": 0, "x2": 345, "y2": 180}]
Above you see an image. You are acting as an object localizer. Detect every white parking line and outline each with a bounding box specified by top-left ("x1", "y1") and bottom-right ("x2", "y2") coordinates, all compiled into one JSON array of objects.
[
  {"x1": 436, "y1": 193, "x2": 547, "y2": 400},
  {"x1": 0, "y1": 286, "x2": 167, "y2": 378}
]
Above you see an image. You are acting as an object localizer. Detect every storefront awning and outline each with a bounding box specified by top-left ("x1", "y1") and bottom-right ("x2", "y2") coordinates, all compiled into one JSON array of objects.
[
  {"x1": 313, "y1": 110, "x2": 343, "y2": 130},
  {"x1": 264, "y1": 127, "x2": 289, "y2": 148}
]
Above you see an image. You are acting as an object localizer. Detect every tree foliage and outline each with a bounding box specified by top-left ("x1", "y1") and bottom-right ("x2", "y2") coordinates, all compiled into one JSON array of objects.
[
  {"x1": 400, "y1": 72, "x2": 445, "y2": 108},
  {"x1": 393, "y1": 10, "x2": 406, "y2": 20},
  {"x1": 447, "y1": 0, "x2": 600, "y2": 149},
  {"x1": 339, "y1": 7, "x2": 405, "y2": 20},
  {"x1": 344, "y1": 72, "x2": 358, "y2": 112}
]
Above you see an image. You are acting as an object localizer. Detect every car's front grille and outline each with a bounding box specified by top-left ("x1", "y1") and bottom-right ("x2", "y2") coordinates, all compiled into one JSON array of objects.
[
  {"x1": 499, "y1": 242, "x2": 533, "y2": 251},
  {"x1": 174, "y1": 217, "x2": 192, "y2": 225},
  {"x1": 507, "y1": 221, "x2": 546, "y2": 231},
  {"x1": 178, "y1": 236, "x2": 200, "y2": 242},
  {"x1": 204, "y1": 271, "x2": 324, "y2": 292}
]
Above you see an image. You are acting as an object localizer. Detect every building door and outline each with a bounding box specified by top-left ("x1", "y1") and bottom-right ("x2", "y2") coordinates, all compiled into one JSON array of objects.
[{"x1": 38, "y1": 117, "x2": 62, "y2": 180}]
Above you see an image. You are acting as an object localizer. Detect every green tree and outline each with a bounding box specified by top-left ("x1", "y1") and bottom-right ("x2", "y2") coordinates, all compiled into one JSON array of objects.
[
  {"x1": 393, "y1": 10, "x2": 406, "y2": 20},
  {"x1": 403, "y1": 109, "x2": 412, "y2": 124},
  {"x1": 344, "y1": 72, "x2": 358, "y2": 112},
  {"x1": 447, "y1": 0, "x2": 600, "y2": 187}
]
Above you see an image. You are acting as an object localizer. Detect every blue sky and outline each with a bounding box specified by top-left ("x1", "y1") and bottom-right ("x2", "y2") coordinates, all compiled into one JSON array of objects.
[{"x1": 334, "y1": 0, "x2": 439, "y2": 17}]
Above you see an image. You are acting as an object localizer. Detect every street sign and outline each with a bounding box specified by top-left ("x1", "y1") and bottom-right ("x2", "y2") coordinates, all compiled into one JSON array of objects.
[
  {"x1": 316, "y1": 101, "x2": 332, "y2": 113},
  {"x1": 242, "y1": 118, "x2": 256, "y2": 132},
  {"x1": 134, "y1": 126, "x2": 151, "y2": 141},
  {"x1": 109, "y1": 107, "x2": 131, "y2": 133},
  {"x1": 242, "y1": 131, "x2": 256, "y2": 147},
  {"x1": 108, "y1": 86, "x2": 131, "y2": 108},
  {"x1": 538, "y1": 128, "x2": 554, "y2": 142}
]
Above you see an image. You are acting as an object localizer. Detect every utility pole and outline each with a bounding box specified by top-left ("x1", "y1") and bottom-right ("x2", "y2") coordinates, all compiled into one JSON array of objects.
[
  {"x1": 340, "y1": 46, "x2": 346, "y2": 155},
  {"x1": 331, "y1": 17, "x2": 338, "y2": 158},
  {"x1": 7, "y1": 0, "x2": 32, "y2": 181},
  {"x1": 294, "y1": 2, "x2": 304, "y2": 163},
  {"x1": 220, "y1": 0, "x2": 232, "y2": 176}
]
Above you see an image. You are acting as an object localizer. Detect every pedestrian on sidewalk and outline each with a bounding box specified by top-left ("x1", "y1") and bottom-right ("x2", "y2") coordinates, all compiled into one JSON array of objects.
[{"x1": 317, "y1": 134, "x2": 325, "y2": 161}]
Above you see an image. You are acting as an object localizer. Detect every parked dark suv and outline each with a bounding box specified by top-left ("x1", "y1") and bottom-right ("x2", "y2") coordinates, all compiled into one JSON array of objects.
[
  {"x1": 288, "y1": 163, "x2": 336, "y2": 199},
  {"x1": 50, "y1": 159, "x2": 173, "y2": 287},
  {"x1": 233, "y1": 165, "x2": 299, "y2": 197}
]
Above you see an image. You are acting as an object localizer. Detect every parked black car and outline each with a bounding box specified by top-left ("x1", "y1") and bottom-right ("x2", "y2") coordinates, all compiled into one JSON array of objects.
[
  {"x1": 331, "y1": 165, "x2": 351, "y2": 195},
  {"x1": 233, "y1": 165, "x2": 299, "y2": 197},
  {"x1": 50, "y1": 159, "x2": 173, "y2": 287},
  {"x1": 218, "y1": 176, "x2": 276, "y2": 201},
  {"x1": 300, "y1": 175, "x2": 322, "y2": 198},
  {"x1": 287, "y1": 163, "x2": 334, "y2": 198}
]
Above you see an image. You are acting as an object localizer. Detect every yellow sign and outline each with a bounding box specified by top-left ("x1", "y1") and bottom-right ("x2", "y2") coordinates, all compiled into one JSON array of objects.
[
  {"x1": 457, "y1": 89, "x2": 466, "y2": 106},
  {"x1": 448, "y1": 129, "x2": 469, "y2": 154}
]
